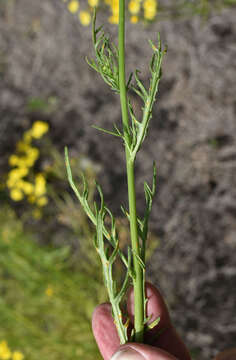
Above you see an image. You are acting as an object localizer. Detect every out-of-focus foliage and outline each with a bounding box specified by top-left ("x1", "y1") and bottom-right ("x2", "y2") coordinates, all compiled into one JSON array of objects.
[{"x1": 0, "y1": 206, "x2": 104, "y2": 360}]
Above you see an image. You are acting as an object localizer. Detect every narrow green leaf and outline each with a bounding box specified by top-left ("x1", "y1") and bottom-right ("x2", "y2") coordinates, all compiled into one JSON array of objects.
[
  {"x1": 126, "y1": 72, "x2": 133, "y2": 90},
  {"x1": 132, "y1": 249, "x2": 145, "y2": 270},
  {"x1": 96, "y1": 182, "x2": 104, "y2": 210},
  {"x1": 92, "y1": 125, "x2": 122, "y2": 138},
  {"x1": 146, "y1": 316, "x2": 161, "y2": 330},
  {"x1": 134, "y1": 70, "x2": 148, "y2": 100},
  {"x1": 109, "y1": 239, "x2": 119, "y2": 265}
]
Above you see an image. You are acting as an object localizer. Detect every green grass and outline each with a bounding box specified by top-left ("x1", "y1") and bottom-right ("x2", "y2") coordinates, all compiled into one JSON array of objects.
[{"x1": 0, "y1": 206, "x2": 104, "y2": 360}]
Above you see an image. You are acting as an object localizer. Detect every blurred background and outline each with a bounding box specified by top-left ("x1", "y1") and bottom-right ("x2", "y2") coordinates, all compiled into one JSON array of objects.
[{"x1": 0, "y1": 0, "x2": 236, "y2": 359}]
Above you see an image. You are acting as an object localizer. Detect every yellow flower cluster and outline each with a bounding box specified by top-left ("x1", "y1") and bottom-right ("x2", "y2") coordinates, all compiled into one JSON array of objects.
[
  {"x1": 0, "y1": 341, "x2": 24, "y2": 360},
  {"x1": 143, "y1": 0, "x2": 157, "y2": 20},
  {"x1": 65, "y1": 0, "x2": 100, "y2": 26},
  {"x1": 7, "y1": 121, "x2": 49, "y2": 207},
  {"x1": 63, "y1": 0, "x2": 158, "y2": 25},
  {"x1": 88, "y1": 0, "x2": 99, "y2": 7},
  {"x1": 105, "y1": 0, "x2": 158, "y2": 24},
  {"x1": 108, "y1": 0, "x2": 119, "y2": 24},
  {"x1": 128, "y1": 0, "x2": 158, "y2": 22}
]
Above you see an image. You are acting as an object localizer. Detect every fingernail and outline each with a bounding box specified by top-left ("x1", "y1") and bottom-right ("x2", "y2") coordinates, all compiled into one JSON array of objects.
[{"x1": 111, "y1": 348, "x2": 145, "y2": 360}]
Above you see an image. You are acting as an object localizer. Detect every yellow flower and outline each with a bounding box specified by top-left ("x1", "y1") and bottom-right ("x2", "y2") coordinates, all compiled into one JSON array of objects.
[
  {"x1": 34, "y1": 173, "x2": 46, "y2": 197},
  {"x1": 6, "y1": 177, "x2": 16, "y2": 188},
  {"x1": 8, "y1": 155, "x2": 19, "y2": 167},
  {"x1": 12, "y1": 351, "x2": 24, "y2": 360},
  {"x1": 14, "y1": 157, "x2": 29, "y2": 168},
  {"x1": 79, "y1": 11, "x2": 91, "y2": 26},
  {"x1": 111, "y1": 0, "x2": 119, "y2": 15},
  {"x1": 143, "y1": 0, "x2": 157, "y2": 19},
  {"x1": 23, "y1": 182, "x2": 34, "y2": 195},
  {"x1": 10, "y1": 188, "x2": 24, "y2": 201},
  {"x1": 7, "y1": 168, "x2": 29, "y2": 187},
  {"x1": 13, "y1": 156, "x2": 35, "y2": 169},
  {"x1": 144, "y1": 8, "x2": 156, "y2": 20},
  {"x1": 128, "y1": 0, "x2": 140, "y2": 14},
  {"x1": 68, "y1": 0, "x2": 79, "y2": 13},
  {"x1": 130, "y1": 15, "x2": 138, "y2": 23},
  {"x1": 18, "y1": 180, "x2": 34, "y2": 195},
  {"x1": 37, "y1": 196, "x2": 48, "y2": 207},
  {"x1": 25, "y1": 147, "x2": 39, "y2": 165},
  {"x1": 88, "y1": 0, "x2": 99, "y2": 7},
  {"x1": 45, "y1": 286, "x2": 54, "y2": 297},
  {"x1": 13, "y1": 158, "x2": 24, "y2": 168},
  {"x1": 19, "y1": 167, "x2": 29, "y2": 177},
  {"x1": 143, "y1": 0, "x2": 157, "y2": 10},
  {"x1": 31, "y1": 121, "x2": 49, "y2": 139},
  {"x1": 0, "y1": 341, "x2": 11, "y2": 360}
]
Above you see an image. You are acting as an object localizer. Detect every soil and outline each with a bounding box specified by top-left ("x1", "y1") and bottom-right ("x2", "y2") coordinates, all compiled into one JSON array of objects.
[{"x1": 0, "y1": 1, "x2": 236, "y2": 359}]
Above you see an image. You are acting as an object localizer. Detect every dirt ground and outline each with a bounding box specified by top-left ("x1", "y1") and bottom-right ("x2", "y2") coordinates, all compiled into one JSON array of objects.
[{"x1": 0, "y1": 1, "x2": 236, "y2": 359}]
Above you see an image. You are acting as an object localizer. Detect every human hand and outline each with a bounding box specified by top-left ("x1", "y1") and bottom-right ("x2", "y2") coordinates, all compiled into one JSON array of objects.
[{"x1": 92, "y1": 282, "x2": 191, "y2": 360}]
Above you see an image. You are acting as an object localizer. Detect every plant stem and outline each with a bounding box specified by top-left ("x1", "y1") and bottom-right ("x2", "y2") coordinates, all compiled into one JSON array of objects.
[
  {"x1": 126, "y1": 161, "x2": 144, "y2": 343},
  {"x1": 118, "y1": 0, "x2": 144, "y2": 343}
]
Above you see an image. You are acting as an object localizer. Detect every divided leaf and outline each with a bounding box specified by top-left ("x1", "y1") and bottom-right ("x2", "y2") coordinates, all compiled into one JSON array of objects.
[
  {"x1": 86, "y1": 10, "x2": 120, "y2": 93},
  {"x1": 129, "y1": 34, "x2": 166, "y2": 158}
]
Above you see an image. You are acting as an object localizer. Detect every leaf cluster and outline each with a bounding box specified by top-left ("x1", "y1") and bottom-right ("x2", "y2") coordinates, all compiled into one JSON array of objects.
[
  {"x1": 65, "y1": 148, "x2": 131, "y2": 343},
  {"x1": 94, "y1": 185, "x2": 131, "y2": 343},
  {"x1": 128, "y1": 34, "x2": 166, "y2": 159},
  {"x1": 86, "y1": 11, "x2": 120, "y2": 93},
  {"x1": 65, "y1": 147, "x2": 158, "y2": 341},
  {"x1": 87, "y1": 13, "x2": 166, "y2": 163}
]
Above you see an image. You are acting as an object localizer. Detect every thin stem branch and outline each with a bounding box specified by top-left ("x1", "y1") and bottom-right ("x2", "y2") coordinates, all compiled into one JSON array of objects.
[
  {"x1": 118, "y1": 0, "x2": 130, "y2": 146},
  {"x1": 118, "y1": 0, "x2": 144, "y2": 342}
]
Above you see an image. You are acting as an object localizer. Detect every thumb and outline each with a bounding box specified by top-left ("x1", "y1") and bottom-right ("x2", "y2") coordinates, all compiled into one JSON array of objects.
[{"x1": 110, "y1": 344, "x2": 178, "y2": 360}]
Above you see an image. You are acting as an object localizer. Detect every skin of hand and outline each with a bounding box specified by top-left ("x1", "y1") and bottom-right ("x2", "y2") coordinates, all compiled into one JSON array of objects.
[{"x1": 92, "y1": 282, "x2": 192, "y2": 360}]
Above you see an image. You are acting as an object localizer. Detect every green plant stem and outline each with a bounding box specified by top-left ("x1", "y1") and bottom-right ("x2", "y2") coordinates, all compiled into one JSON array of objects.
[{"x1": 118, "y1": 0, "x2": 144, "y2": 343}]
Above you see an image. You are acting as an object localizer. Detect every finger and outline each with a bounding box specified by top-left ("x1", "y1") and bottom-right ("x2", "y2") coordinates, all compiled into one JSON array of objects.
[
  {"x1": 127, "y1": 282, "x2": 171, "y2": 328},
  {"x1": 127, "y1": 283, "x2": 191, "y2": 360},
  {"x1": 111, "y1": 343, "x2": 178, "y2": 360},
  {"x1": 92, "y1": 303, "x2": 120, "y2": 360}
]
